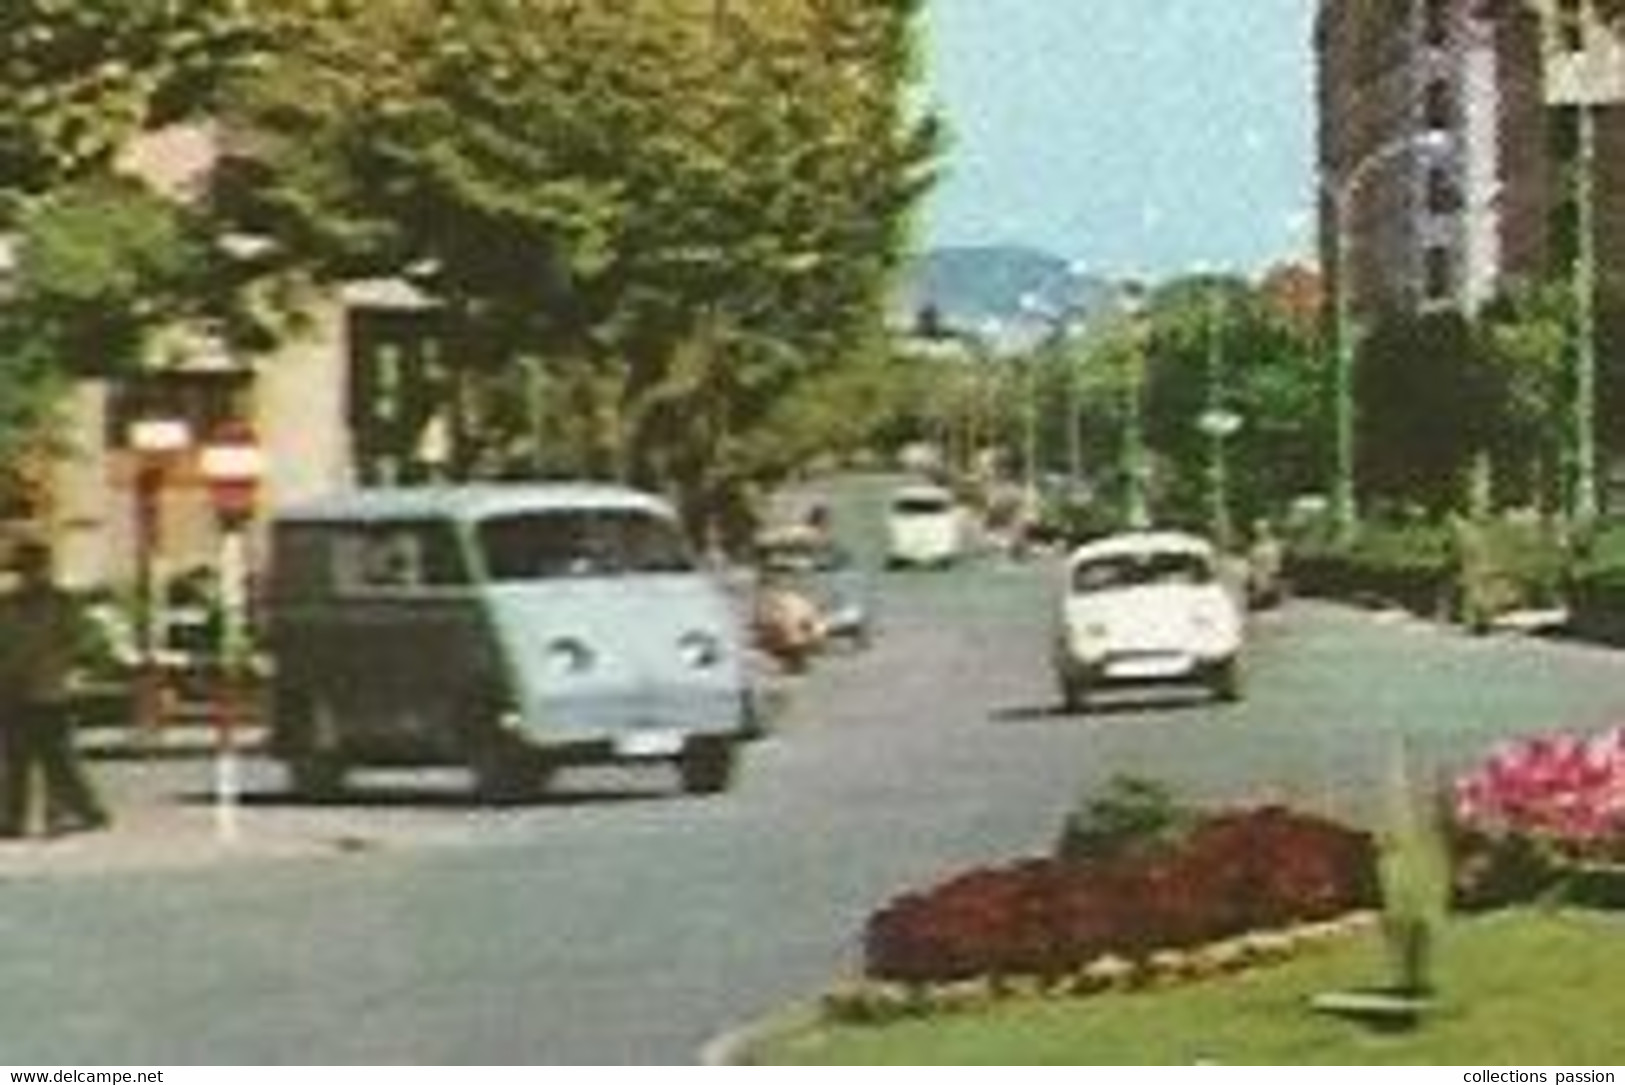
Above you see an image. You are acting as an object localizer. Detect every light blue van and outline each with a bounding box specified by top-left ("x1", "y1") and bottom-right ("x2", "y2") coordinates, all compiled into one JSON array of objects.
[{"x1": 266, "y1": 484, "x2": 753, "y2": 801}]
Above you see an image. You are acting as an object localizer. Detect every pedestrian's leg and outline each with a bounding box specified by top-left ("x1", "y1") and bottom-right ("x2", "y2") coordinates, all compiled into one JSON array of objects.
[
  {"x1": 1, "y1": 711, "x2": 36, "y2": 836},
  {"x1": 38, "y1": 705, "x2": 109, "y2": 832}
]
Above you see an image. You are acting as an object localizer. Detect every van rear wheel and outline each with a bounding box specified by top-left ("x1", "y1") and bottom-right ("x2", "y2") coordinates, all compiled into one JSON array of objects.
[
  {"x1": 290, "y1": 751, "x2": 348, "y2": 801},
  {"x1": 678, "y1": 739, "x2": 737, "y2": 796}
]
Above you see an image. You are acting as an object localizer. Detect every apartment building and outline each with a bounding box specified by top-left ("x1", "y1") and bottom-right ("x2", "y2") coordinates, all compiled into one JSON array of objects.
[{"x1": 1315, "y1": 0, "x2": 1575, "y2": 316}]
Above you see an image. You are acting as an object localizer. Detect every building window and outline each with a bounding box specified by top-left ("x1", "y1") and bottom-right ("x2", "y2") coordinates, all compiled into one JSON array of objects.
[
  {"x1": 1423, "y1": 244, "x2": 1455, "y2": 303},
  {"x1": 1423, "y1": 78, "x2": 1455, "y2": 131}
]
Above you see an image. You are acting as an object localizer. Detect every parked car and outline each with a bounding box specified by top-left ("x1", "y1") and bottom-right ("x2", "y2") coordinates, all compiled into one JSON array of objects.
[
  {"x1": 885, "y1": 483, "x2": 964, "y2": 569},
  {"x1": 266, "y1": 484, "x2": 754, "y2": 801},
  {"x1": 1052, "y1": 531, "x2": 1245, "y2": 711}
]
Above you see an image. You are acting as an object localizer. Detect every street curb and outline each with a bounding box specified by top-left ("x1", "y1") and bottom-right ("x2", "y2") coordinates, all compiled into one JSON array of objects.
[{"x1": 698, "y1": 1004, "x2": 819, "y2": 1066}]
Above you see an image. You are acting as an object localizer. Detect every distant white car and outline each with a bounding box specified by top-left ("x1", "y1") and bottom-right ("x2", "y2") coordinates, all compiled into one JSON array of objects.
[
  {"x1": 885, "y1": 483, "x2": 964, "y2": 569},
  {"x1": 1052, "y1": 531, "x2": 1245, "y2": 710}
]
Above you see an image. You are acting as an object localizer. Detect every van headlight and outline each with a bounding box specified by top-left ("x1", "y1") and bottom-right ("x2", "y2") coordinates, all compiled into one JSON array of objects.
[
  {"x1": 544, "y1": 637, "x2": 597, "y2": 677},
  {"x1": 678, "y1": 630, "x2": 724, "y2": 669}
]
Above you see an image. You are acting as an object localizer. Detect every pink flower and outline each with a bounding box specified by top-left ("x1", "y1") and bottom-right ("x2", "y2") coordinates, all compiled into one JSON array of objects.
[{"x1": 1453, "y1": 724, "x2": 1625, "y2": 857}]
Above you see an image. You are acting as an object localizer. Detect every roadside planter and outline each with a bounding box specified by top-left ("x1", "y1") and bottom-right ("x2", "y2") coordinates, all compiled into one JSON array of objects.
[{"x1": 860, "y1": 804, "x2": 1379, "y2": 994}]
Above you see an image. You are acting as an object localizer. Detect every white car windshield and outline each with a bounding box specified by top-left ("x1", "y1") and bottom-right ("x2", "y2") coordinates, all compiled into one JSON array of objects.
[
  {"x1": 1072, "y1": 552, "x2": 1214, "y2": 593},
  {"x1": 478, "y1": 510, "x2": 695, "y2": 580},
  {"x1": 893, "y1": 495, "x2": 951, "y2": 516}
]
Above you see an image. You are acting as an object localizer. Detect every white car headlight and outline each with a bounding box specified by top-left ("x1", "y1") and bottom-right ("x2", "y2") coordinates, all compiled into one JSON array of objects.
[
  {"x1": 1189, "y1": 607, "x2": 1238, "y2": 654},
  {"x1": 678, "y1": 630, "x2": 724, "y2": 669},
  {"x1": 1068, "y1": 619, "x2": 1111, "y2": 660}
]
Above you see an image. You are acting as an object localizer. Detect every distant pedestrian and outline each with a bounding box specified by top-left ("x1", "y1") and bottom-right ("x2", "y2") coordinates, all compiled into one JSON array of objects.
[{"x1": 0, "y1": 540, "x2": 111, "y2": 839}]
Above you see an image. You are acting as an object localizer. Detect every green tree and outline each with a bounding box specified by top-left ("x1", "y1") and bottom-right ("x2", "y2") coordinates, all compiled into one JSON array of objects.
[
  {"x1": 7, "y1": 176, "x2": 214, "y2": 374},
  {"x1": 1051, "y1": 276, "x2": 1321, "y2": 533},
  {"x1": 221, "y1": 0, "x2": 939, "y2": 543},
  {"x1": 0, "y1": 176, "x2": 227, "y2": 516},
  {"x1": 0, "y1": 0, "x2": 260, "y2": 203},
  {"x1": 1477, "y1": 279, "x2": 1571, "y2": 511},
  {"x1": 1358, "y1": 310, "x2": 1501, "y2": 517},
  {"x1": 1, "y1": 1, "x2": 267, "y2": 514}
]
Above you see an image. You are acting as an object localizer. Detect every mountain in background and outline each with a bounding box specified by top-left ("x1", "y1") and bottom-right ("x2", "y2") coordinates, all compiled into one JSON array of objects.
[{"x1": 896, "y1": 244, "x2": 1115, "y2": 340}]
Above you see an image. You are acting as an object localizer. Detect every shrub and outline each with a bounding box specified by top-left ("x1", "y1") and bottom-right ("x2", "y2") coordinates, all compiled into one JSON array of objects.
[
  {"x1": 1566, "y1": 524, "x2": 1625, "y2": 644},
  {"x1": 1055, "y1": 774, "x2": 1191, "y2": 863},
  {"x1": 1286, "y1": 521, "x2": 1451, "y2": 615},
  {"x1": 864, "y1": 806, "x2": 1378, "y2": 984},
  {"x1": 1288, "y1": 516, "x2": 1566, "y2": 625}
]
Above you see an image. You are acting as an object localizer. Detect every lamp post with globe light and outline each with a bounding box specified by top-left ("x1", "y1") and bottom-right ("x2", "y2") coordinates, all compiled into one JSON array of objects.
[
  {"x1": 1192, "y1": 265, "x2": 1243, "y2": 548},
  {"x1": 1324, "y1": 128, "x2": 1453, "y2": 538},
  {"x1": 1020, "y1": 260, "x2": 1094, "y2": 499},
  {"x1": 1117, "y1": 281, "x2": 1153, "y2": 530},
  {"x1": 1538, "y1": 0, "x2": 1625, "y2": 523}
]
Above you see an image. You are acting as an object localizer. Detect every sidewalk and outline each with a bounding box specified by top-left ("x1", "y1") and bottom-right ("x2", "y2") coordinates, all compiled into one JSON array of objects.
[{"x1": 0, "y1": 728, "x2": 380, "y2": 880}]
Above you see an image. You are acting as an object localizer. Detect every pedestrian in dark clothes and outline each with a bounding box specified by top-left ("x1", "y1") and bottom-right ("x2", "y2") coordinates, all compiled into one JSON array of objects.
[{"x1": 0, "y1": 540, "x2": 110, "y2": 839}]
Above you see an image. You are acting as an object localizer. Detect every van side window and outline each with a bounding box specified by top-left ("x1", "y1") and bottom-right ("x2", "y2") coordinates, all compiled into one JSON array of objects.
[{"x1": 332, "y1": 521, "x2": 468, "y2": 593}]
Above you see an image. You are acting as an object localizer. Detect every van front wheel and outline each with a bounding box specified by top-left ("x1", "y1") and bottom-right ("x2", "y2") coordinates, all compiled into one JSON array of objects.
[
  {"x1": 471, "y1": 741, "x2": 547, "y2": 805},
  {"x1": 285, "y1": 696, "x2": 347, "y2": 800},
  {"x1": 678, "y1": 740, "x2": 737, "y2": 796}
]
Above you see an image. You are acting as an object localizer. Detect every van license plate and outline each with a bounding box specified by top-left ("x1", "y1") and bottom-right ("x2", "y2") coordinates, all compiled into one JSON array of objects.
[{"x1": 616, "y1": 731, "x2": 683, "y2": 758}]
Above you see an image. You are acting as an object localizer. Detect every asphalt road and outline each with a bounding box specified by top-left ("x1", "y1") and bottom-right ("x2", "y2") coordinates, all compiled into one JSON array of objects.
[{"x1": 5, "y1": 520, "x2": 1625, "y2": 1063}]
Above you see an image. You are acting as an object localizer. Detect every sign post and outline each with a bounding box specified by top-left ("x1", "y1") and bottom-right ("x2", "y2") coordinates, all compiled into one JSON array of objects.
[{"x1": 199, "y1": 421, "x2": 265, "y2": 843}]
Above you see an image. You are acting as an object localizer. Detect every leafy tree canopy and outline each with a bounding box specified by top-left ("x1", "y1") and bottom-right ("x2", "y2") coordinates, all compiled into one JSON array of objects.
[
  {"x1": 7, "y1": 175, "x2": 215, "y2": 375},
  {"x1": 0, "y1": 0, "x2": 262, "y2": 204},
  {"x1": 222, "y1": 0, "x2": 940, "y2": 535}
]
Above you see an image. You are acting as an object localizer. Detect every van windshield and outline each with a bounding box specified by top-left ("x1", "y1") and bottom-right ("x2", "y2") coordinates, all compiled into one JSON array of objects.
[{"x1": 477, "y1": 510, "x2": 695, "y2": 580}]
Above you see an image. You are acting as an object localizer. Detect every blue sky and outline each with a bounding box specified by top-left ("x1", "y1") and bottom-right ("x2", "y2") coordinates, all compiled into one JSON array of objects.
[{"x1": 920, "y1": 0, "x2": 1318, "y2": 276}]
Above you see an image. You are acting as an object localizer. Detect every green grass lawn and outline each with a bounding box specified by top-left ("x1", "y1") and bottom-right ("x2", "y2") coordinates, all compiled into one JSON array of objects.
[{"x1": 750, "y1": 910, "x2": 1625, "y2": 1065}]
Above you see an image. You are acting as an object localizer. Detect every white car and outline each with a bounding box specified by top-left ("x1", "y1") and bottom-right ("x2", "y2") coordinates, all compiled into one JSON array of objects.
[
  {"x1": 1052, "y1": 531, "x2": 1245, "y2": 710},
  {"x1": 884, "y1": 483, "x2": 964, "y2": 569}
]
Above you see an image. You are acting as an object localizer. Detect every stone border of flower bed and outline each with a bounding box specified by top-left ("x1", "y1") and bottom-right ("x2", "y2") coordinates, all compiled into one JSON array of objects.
[{"x1": 819, "y1": 911, "x2": 1380, "y2": 1026}]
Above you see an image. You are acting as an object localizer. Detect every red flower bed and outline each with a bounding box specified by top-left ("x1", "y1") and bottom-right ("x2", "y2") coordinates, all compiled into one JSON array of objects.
[{"x1": 864, "y1": 806, "x2": 1378, "y2": 983}]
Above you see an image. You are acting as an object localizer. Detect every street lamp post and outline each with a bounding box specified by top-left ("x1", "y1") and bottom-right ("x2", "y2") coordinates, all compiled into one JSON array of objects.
[
  {"x1": 1536, "y1": 0, "x2": 1624, "y2": 524},
  {"x1": 1324, "y1": 129, "x2": 1452, "y2": 538},
  {"x1": 199, "y1": 420, "x2": 265, "y2": 843},
  {"x1": 1016, "y1": 294, "x2": 1057, "y2": 512},
  {"x1": 1199, "y1": 272, "x2": 1242, "y2": 547},
  {"x1": 1021, "y1": 277, "x2": 1091, "y2": 517},
  {"x1": 1119, "y1": 283, "x2": 1152, "y2": 530},
  {"x1": 1573, "y1": 97, "x2": 1600, "y2": 524},
  {"x1": 1023, "y1": 344, "x2": 1040, "y2": 510}
]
